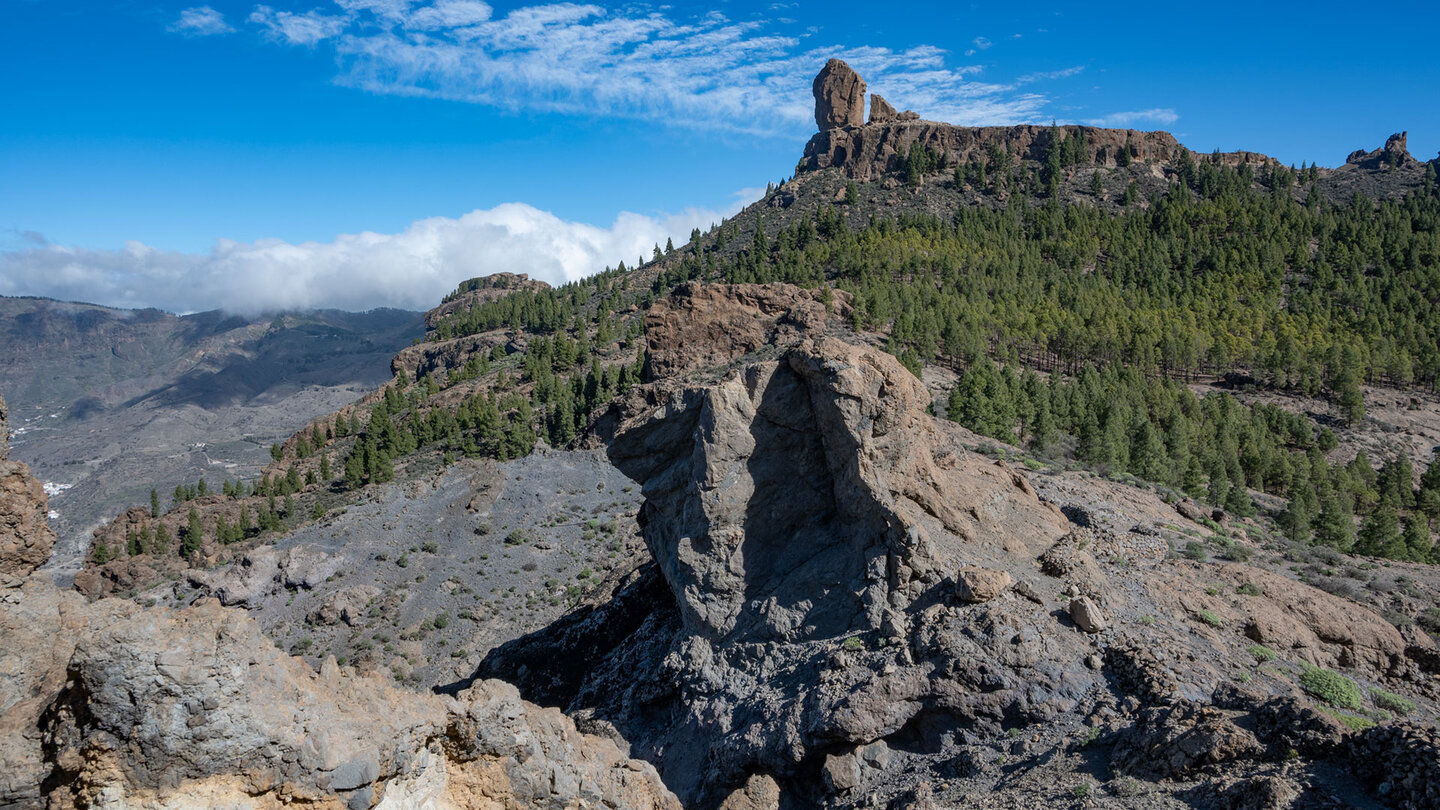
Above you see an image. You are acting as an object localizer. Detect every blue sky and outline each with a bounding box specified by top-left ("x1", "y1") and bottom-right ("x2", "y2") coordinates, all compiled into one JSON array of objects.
[{"x1": 3, "y1": 1, "x2": 1438, "y2": 313}]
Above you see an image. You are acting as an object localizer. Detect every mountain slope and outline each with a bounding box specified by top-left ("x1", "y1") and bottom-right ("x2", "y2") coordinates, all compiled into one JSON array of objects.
[{"x1": 0, "y1": 297, "x2": 422, "y2": 568}]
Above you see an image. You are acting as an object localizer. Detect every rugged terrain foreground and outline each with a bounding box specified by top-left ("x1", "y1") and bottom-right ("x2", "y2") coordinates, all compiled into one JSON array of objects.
[{"x1": 5, "y1": 58, "x2": 1440, "y2": 809}]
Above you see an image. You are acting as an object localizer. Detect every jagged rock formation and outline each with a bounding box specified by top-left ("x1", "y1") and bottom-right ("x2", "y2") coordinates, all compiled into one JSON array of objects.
[
  {"x1": 480, "y1": 283, "x2": 1440, "y2": 809},
  {"x1": 865, "y1": 94, "x2": 915, "y2": 125},
  {"x1": 2, "y1": 581, "x2": 680, "y2": 810},
  {"x1": 812, "y1": 59, "x2": 866, "y2": 130},
  {"x1": 866, "y1": 94, "x2": 895, "y2": 125},
  {"x1": 1346, "y1": 130, "x2": 1421, "y2": 170},
  {"x1": 0, "y1": 391, "x2": 55, "y2": 586}
]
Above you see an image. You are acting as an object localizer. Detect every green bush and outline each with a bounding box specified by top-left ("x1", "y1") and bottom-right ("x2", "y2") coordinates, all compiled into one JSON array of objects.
[
  {"x1": 1183, "y1": 541, "x2": 1207, "y2": 561},
  {"x1": 1299, "y1": 666, "x2": 1363, "y2": 710},
  {"x1": 1198, "y1": 609, "x2": 1223, "y2": 627},
  {"x1": 1235, "y1": 582, "x2": 1263, "y2": 596},
  {"x1": 1331, "y1": 712, "x2": 1376, "y2": 732},
  {"x1": 1247, "y1": 644, "x2": 1277, "y2": 663},
  {"x1": 1371, "y1": 689, "x2": 1416, "y2": 715}
]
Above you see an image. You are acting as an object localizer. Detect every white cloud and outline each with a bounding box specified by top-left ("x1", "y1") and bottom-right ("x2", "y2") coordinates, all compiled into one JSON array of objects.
[
  {"x1": 249, "y1": 5, "x2": 349, "y2": 45},
  {"x1": 0, "y1": 203, "x2": 725, "y2": 316},
  {"x1": 1084, "y1": 108, "x2": 1179, "y2": 128},
  {"x1": 219, "y1": 2, "x2": 1074, "y2": 134},
  {"x1": 1018, "y1": 65, "x2": 1083, "y2": 83},
  {"x1": 169, "y1": 6, "x2": 234, "y2": 36}
]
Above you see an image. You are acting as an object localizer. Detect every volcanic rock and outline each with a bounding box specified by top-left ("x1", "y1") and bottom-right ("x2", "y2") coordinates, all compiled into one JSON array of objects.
[
  {"x1": 1, "y1": 583, "x2": 679, "y2": 808},
  {"x1": 0, "y1": 391, "x2": 56, "y2": 586},
  {"x1": 953, "y1": 566, "x2": 1012, "y2": 603},
  {"x1": 1069, "y1": 595, "x2": 1108, "y2": 633},
  {"x1": 641, "y1": 282, "x2": 846, "y2": 379},
  {"x1": 813, "y1": 59, "x2": 866, "y2": 130},
  {"x1": 868, "y1": 94, "x2": 897, "y2": 125}
]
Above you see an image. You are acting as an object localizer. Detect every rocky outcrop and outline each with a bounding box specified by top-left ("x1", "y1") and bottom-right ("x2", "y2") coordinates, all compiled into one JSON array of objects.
[
  {"x1": 800, "y1": 61, "x2": 1272, "y2": 184},
  {"x1": 391, "y1": 332, "x2": 509, "y2": 384},
  {"x1": 541, "y1": 295, "x2": 1085, "y2": 804},
  {"x1": 2, "y1": 582, "x2": 680, "y2": 809},
  {"x1": 805, "y1": 121, "x2": 1204, "y2": 181},
  {"x1": 423, "y1": 272, "x2": 548, "y2": 333},
  {"x1": 188, "y1": 545, "x2": 344, "y2": 607},
  {"x1": 867, "y1": 94, "x2": 896, "y2": 125},
  {"x1": 812, "y1": 59, "x2": 866, "y2": 130},
  {"x1": 640, "y1": 282, "x2": 847, "y2": 379},
  {"x1": 1346, "y1": 131, "x2": 1419, "y2": 170},
  {"x1": 0, "y1": 390, "x2": 56, "y2": 586}
]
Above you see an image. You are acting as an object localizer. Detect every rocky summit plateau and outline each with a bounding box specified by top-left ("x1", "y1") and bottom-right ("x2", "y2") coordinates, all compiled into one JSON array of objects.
[{"x1": 5, "y1": 60, "x2": 1440, "y2": 810}]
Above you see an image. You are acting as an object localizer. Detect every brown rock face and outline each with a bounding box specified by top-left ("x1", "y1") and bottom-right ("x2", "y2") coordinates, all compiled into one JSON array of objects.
[
  {"x1": 813, "y1": 58, "x2": 866, "y2": 130},
  {"x1": 805, "y1": 122, "x2": 1200, "y2": 181},
  {"x1": 868, "y1": 93, "x2": 897, "y2": 125},
  {"x1": 0, "y1": 391, "x2": 56, "y2": 586},
  {"x1": 642, "y1": 282, "x2": 847, "y2": 379},
  {"x1": 1, "y1": 585, "x2": 680, "y2": 809}
]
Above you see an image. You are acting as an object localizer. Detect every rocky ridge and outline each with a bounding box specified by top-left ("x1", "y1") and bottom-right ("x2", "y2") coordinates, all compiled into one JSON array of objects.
[{"x1": 798, "y1": 63, "x2": 1435, "y2": 205}]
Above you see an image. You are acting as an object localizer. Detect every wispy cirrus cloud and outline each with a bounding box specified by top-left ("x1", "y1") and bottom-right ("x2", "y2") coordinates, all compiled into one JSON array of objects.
[
  {"x1": 169, "y1": 6, "x2": 234, "y2": 36},
  {"x1": 0, "y1": 203, "x2": 725, "y2": 315},
  {"x1": 249, "y1": 5, "x2": 349, "y2": 45},
  {"x1": 1018, "y1": 65, "x2": 1084, "y2": 83},
  {"x1": 1085, "y1": 108, "x2": 1179, "y2": 128},
  {"x1": 224, "y1": 2, "x2": 1078, "y2": 134}
]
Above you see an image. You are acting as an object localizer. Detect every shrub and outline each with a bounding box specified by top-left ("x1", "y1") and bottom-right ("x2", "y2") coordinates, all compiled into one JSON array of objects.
[
  {"x1": 421, "y1": 541, "x2": 439, "y2": 554},
  {"x1": 1221, "y1": 544, "x2": 1252, "y2": 562},
  {"x1": 1235, "y1": 582, "x2": 1263, "y2": 596},
  {"x1": 1299, "y1": 666, "x2": 1363, "y2": 710},
  {"x1": 1183, "y1": 541, "x2": 1207, "y2": 561},
  {"x1": 842, "y1": 636, "x2": 864, "y2": 651},
  {"x1": 1332, "y1": 712, "x2": 1376, "y2": 732},
  {"x1": 1247, "y1": 644, "x2": 1277, "y2": 663},
  {"x1": 1371, "y1": 689, "x2": 1416, "y2": 715},
  {"x1": 1198, "y1": 609, "x2": 1223, "y2": 627}
]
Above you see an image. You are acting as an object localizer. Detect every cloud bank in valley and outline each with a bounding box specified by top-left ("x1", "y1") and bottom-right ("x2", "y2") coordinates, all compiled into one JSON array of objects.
[{"x1": 0, "y1": 203, "x2": 721, "y2": 315}]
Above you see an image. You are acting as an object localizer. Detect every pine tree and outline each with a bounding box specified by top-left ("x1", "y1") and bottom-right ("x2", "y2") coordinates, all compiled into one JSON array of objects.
[
  {"x1": 182, "y1": 507, "x2": 203, "y2": 559},
  {"x1": 1356, "y1": 502, "x2": 1403, "y2": 557},
  {"x1": 1402, "y1": 516, "x2": 1432, "y2": 561},
  {"x1": 320, "y1": 452, "x2": 331, "y2": 481},
  {"x1": 150, "y1": 488, "x2": 161, "y2": 518},
  {"x1": 1314, "y1": 490, "x2": 1355, "y2": 551}
]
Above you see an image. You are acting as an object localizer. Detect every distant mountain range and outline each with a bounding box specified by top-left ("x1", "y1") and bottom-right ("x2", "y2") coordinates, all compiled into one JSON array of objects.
[{"x1": 0, "y1": 296, "x2": 422, "y2": 570}]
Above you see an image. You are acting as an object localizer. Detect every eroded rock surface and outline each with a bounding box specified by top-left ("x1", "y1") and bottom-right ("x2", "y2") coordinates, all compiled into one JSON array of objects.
[
  {"x1": 480, "y1": 283, "x2": 1440, "y2": 809},
  {"x1": 812, "y1": 59, "x2": 866, "y2": 130},
  {"x1": 0, "y1": 392, "x2": 55, "y2": 586},
  {"x1": 3, "y1": 585, "x2": 679, "y2": 810}
]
